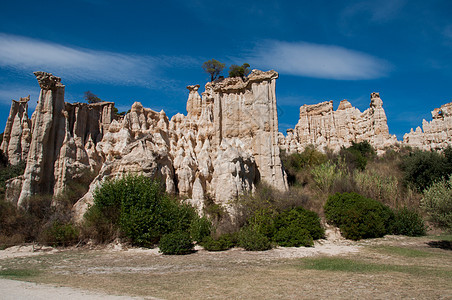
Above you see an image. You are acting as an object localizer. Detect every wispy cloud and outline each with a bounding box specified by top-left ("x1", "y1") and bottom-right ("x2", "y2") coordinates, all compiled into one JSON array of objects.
[
  {"x1": 341, "y1": 0, "x2": 406, "y2": 23},
  {"x1": 0, "y1": 33, "x2": 197, "y2": 88},
  {"x1": 246, "y1": 40, "x2": 391, "y2": 80}
]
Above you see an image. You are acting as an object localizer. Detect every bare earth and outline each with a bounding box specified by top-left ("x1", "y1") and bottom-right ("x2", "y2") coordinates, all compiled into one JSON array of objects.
[{"x1": 0, "y1": 231, "x2": 451, "y2": 299}]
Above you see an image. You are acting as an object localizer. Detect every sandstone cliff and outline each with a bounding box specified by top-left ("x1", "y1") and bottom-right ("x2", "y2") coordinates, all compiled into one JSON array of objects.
[
  {"x1": 4, "y1": 70, "x2": 288, "y2": 220},
  {"x1": 280, "y1": 92, "x2": 397, "y2": 155},
  {"x1": 0, "y1": 96, "x2": 32, "y2": 165},
  {"x1": 403, "y1": 102, "x2": 452, "y2": 150}
]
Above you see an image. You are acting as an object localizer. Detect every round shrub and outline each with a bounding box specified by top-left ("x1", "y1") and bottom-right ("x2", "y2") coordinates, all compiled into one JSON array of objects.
[
  {"x1": 274, "y1": 225, "x2": 313, "y2": 247},
  {"x1": 190, "y1": 216, "x2": 212, "y2": 243},
  {"x1": 274, "y1": 207, "x2": 325, "y2": 240},
  {"x1": 40, "y1": 221, "x2": 79, "y2": 247},
  {"x1": 202, "y1": 234, "x2": 236, "y2": 251},
  {"x1": 238, "y1": 227, "x2": 271, "y2": 251},
  {"x1": 159, "y1": 231, "x2": 194, "y2": 255},
  {"x1": 85, "y1": 174, "x2": 201, "y2": 247},
  {"x1": 392, "y1": 207, "x2": 426, "y2": 236},
  {"x1": 324, "y1": 192, "x2": 394, "y2": 240}
]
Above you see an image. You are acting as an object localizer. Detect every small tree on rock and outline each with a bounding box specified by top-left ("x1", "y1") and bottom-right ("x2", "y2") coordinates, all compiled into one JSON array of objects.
[
  {"x1": 229, "y1": 63, "x2": 251, "y2": 79},
  {"x1": 202, "y1": 59, "x2": 225, "y2": 82},
  {"x1": 84, "y1": 91, "x2": 102, "y2": 104}
]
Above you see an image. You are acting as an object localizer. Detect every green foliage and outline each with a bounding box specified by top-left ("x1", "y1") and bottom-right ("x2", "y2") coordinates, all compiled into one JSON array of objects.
[
  {"x1": 228, "y1": 63, "x2": 251, "y2": 79},
  {"x1": 311, "y1": 161, "x2": 344, "y2": 192},
  {"x1": 85, "y1": 174, "x2": 202, "y2": 247},
  {"x1": 190, "y1": 216, "x2": 212, "y2": 243},
  {"x1": 339, "y1": 141, "x2": 375, "y2": 171},
  {"x1": 0, "y1": 160, "x2": 26, "y2": 194},
  {"x1": 392, "y1": 207, "x2": 426, "y2": 236},
  {"x1": 282, "y1": 146, "x2": 327, "y2": 186},
  {"x1": 324, "y1": 192, "x2": 394, "y2": 240},
  {"x1": 274, "y1": 226, "x2": 313, "y2": 247},
  {"x1": 159, "y1": 231, "x2": 194, "y2": 255},
  {"x1": 40, "y1": 221, "x2": 79, "y2": 247},
  {"x1": 353, "y1": 169, "x2": 399, "y2": 206},
  {"x1": 422, "y1": 176, "x2": 452, "y2": 231},
  {"x1": 202, "y1": 234, "x2": 237, "y2": 251},
  {"x1": 401, "y1": 149, "x2": 452, "y2": 191},
  {"x1": 84, "y1": 91, "x2": 102, "y2": 104},
  {"x1": 274, "y1": 207, "x2": 325, "y2": 241},
  {"x1": 202, "y1": 59, "x2": 226, "y2": 81},
  {"x1": 238, "y1": 227, "x2": 272, "y2": 251}
]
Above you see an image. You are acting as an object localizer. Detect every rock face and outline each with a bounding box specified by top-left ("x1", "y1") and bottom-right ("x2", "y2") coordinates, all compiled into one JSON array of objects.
[
  {"x1": 1, "y1": 96, "x2": 32, "y2": 165},
  {"x1": 403, "y1": 102, "x2": 452, "y2": 150},
  {"x1": 280, "y1": 92, "x2": 397, "y2": 155},
  {"x1": 4, "y1": 70, "x2": 288, "y2": 220}
]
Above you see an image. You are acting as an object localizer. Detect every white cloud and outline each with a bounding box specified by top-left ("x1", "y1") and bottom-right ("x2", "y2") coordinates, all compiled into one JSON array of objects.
[
  {"x1": 0, "y1": 33, "x2": 196, "y2": 87},
  {"x1": 246, "y1": 40, "x2": 391, "y2": 80}
]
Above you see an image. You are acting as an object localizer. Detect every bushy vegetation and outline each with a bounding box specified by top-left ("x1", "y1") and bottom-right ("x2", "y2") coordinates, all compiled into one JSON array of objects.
[
  {"x1": 238, "y1": 227, "x2": 272, "y2": 251},
  {"x1": 201, "y1": 234, "x2": 236, "y2": 251},
  {"x1": 422, "y1": 176, "x2": 452, "y2": 232},
  {"x1": 324, "y1": 192, "x2": 394, "y2": 240},
  {"x1": 401, "y1": 147, "x2": 452, "y2": 191},
  {"x1": 392, "y1": 207, "x2": 426, "y2": 236},
  {"x1": 84, "y1": 174, "x2": 207, "y2": 248},
  {"x1": 159, "y1": 232, "x2": 194, "y2": 255}
]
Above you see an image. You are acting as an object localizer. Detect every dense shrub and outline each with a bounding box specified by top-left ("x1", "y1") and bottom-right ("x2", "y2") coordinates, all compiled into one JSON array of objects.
[
  {"x1": 339, "y1": 141, "x2": 375, "y2": 172},
  {"x1": 274, "y1": 207, "x2": 324, "y2": 241},
  {"x1": 190, "y1": 216, "x2": 212, "y2": 243},
  {"x1": 401, "y1": 149, "x2": 452, "y2": 191},
  {"x1": 392, "y1": 207, "x2": 426, "y2": 236},
  {"x1": 40, "y1": 221, "x2": 79, "y2": 247},
  {"x1": 159, "y1": 232, "x2": 194, "y2": 255},
  {"x1": 422, "y1": 176, "x2": 452, "y2": 231},
  {"x1": 324, "y1": 192, "x2": 394, "y2": 240},
  {"x1": 274, "y1": 226, "x2": 313, "y2": 247},
  {"x1": 85, "y1": 175, "x2": 202, "y2": 247},
  {"x1": 202, "y1": 234, "x2": 237, "y2": 251},
  {"x1": 238, "y1": 227, "x2": 272, "y2": 251},
  {"x1": 311, "y1": 161, "x2": 344, "y2": 192},
  {"x1": 282, "y1": 146, "x2": 327, "y2": 186}
]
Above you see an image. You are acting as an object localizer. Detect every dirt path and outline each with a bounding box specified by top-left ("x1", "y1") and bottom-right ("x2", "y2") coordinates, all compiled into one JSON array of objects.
[{"x1": 0, "y1": 278, "x2": 156, "y2": 300}]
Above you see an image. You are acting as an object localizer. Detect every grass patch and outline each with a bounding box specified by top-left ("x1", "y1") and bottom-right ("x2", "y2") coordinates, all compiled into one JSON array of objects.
[
  {"x1": 0, "y1": 268, "x2": 39, "y2": 278},
  {"x1": 374, "y1": 246, "x2": 432, "y2": 258},
  {"x1": 300, "y1": 257, "x2": 451, "y2": 278}
]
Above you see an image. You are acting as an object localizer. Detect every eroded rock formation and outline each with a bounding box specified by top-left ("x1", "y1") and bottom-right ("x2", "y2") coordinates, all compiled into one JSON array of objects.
[
  {"x1": 4, "y1": 70, "x2": 288, "y2": 220},
  {"x1": 280, "y1": 92, "x2": 397, "y2": 155},
  {"x1": 0, "y1": 96, "x2": 32, "y2": 165},
  {"x1": 403, "y1": 102, "x2": 452, "y2": 150}
]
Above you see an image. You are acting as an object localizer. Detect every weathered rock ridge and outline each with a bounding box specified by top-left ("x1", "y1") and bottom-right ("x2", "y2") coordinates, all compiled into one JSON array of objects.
[
  {"x1": 3, "y1": 70, "x2": 288, "y2": 219},
  {"x1": 3, "y1": 70, "x2": 451, "y2": 217},
  {"x1": 403, "y1": 102, "x2": 452, "y2": 150},
  {"x1": 280, "y1": 93, "x2": 398, "y2": 155}
]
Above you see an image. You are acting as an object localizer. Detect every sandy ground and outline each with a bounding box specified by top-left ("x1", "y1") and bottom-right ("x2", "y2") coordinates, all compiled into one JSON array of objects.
[{"x1": 0, "y1": 278, "x2": 154, "y2": 299}]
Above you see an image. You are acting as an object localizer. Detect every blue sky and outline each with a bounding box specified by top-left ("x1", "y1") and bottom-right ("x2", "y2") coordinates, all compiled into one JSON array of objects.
[{"x1": 0, "y1": 0, "x2": 451, "y2": 139}]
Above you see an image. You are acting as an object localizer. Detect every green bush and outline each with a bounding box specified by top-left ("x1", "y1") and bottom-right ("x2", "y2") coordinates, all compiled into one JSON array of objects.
[
  {"x1": 274, "y1": 207, "x2": 324, "y2": 241},
  {"x1": 392, "y1": 207, "x2": 426, "y2": 236},
  {"x1": 40, "y1": 221, "x2": 79, "y2": 247},
  {"x1": 159, "y1": 232, "x2": 194, "y2": 255},
  {"x1": 238, "y1": 227, "x2": 271, "y2": 251},
  {"x1": 422, "y1": 176, "x2": 452, "y2": 231},
  {"x1": 401, "y1": 149, "x2": 451, "y2": 191},
  {"x1": 274, "y1": 225, "x2": 313, "y2": 247},
  {"x1": 324, "y1": 192, "x2": 394, "y2": 240},
  {"x1": 202, "y1": 234, "x2": 236, "y2": 251},
  {"x1": 85, "y1": 174, "x2": 201, "y2": 247},
  {"x1": 339, "y1": 141, "x2": 375, "y2": 172},
  {"x1": 311, "y1": 161, "x2": 344, "y2": 192},
  {"x1": 190, "y1": 216, "x2": 212, "y2": 243}
]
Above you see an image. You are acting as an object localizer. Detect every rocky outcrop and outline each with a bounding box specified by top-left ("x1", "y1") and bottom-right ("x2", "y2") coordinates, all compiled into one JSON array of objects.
[
  {"x1": 1, "y1": 96, "x2": 32, "y2": 165},
  {"x1": 280, "y1": 92, "x2": 397, "y2": 155},
  {"x1": 15, "y1": 72, "x2": 115, "y2": 206},
  {"x1": 4, "y1": 70, "x2": 288, "y2": 221},
  {"x1": 403, "y1": 102, "x2": 452, "y2": 150}
]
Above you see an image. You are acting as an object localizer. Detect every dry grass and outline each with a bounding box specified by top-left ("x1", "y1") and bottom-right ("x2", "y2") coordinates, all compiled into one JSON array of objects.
[{"x1": 0, "y1": 234, "x2": 451, "y2": 299}]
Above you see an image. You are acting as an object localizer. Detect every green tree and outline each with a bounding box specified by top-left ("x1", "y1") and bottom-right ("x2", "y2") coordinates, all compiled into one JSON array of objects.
[
  {"x1": 229, "y1": 63, "x2": 251, "y2": 79},
  {"x1": 84, "y1": 91, "x2": 102, "y2": 104},
  {"x1": 202, "y1": 59, "x2": 225, "y2": 82}
]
